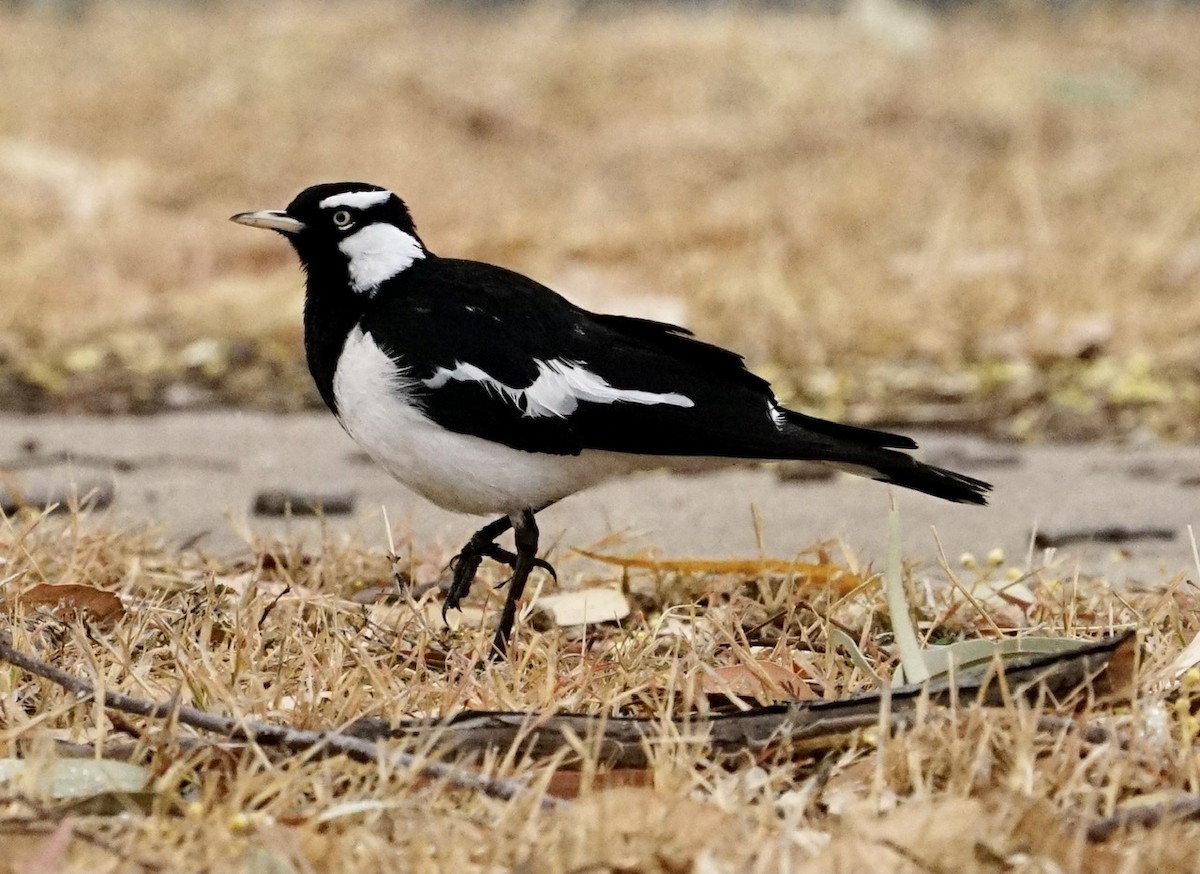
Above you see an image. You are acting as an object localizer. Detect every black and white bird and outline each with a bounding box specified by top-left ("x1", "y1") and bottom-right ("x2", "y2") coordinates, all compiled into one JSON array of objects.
[{"x1": 232, "y1": 181, "x2": 991, "y2": 658}]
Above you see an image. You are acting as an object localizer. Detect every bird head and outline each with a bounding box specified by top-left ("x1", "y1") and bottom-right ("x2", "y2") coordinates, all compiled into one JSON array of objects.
[{"x1": 231, "y1": 182, "x2": 427, "y2": 296}]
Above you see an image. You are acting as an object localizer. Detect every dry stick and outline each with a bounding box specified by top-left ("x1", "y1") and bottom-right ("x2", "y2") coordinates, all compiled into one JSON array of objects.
[
  {"x1": 1085, "y1": 794, "x2": 1200, "y2": 842},
  {"x1": 366, "y1": 634, "x2": 1135, "y2": 766},
  {"x1": 0, "y1": 634, "x2": 564, "y2": 810},
  {"x1": 3, "y1": 631, "x2": 1130, "y2": 794}
]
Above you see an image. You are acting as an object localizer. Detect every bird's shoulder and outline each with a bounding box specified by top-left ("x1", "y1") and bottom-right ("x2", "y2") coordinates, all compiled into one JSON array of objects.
[
  {"x1": 360, "y1": 256, "x2": 759, "y2": 386},
  {"x1": 359, "y1": 258, "x2": 579, "y2": 379},
  {"x1": 374, "y1": 257, "x2": 575, "y2": 316},
  {"x1": 352, "y1": 255, "x2": 789, "y2": 458}
]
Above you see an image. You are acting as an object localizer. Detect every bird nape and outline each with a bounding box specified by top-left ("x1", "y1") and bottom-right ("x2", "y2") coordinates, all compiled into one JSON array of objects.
[{"x1": 232, "y1": 181, "x2": 992, "y2": 660}]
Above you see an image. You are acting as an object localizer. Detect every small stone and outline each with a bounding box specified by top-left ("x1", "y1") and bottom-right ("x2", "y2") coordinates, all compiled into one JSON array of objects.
[
  {"x1": 0, "y1": 477, "x2": 114, "y2": 514},
  {"x1": 775, "y1": 461, "x2": 836, "y2": 483},
  {"x1": 252, "y1": 490, "x2": 355, "y2": 517}
]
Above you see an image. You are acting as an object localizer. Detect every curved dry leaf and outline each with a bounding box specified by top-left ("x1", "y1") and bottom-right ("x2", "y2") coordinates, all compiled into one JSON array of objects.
[
  {"x1": 699, "y1": 660, "x2": 815, "y2": 703},
  {"x1": 573, "y1": 548, "x2": 863, "y2": 592},
  {"x1": 17, "y1": 583, "x2": 125, "y2": 625},
  {"x1": 892, "y1": 635, "x2": 1105, "y2": 686}
]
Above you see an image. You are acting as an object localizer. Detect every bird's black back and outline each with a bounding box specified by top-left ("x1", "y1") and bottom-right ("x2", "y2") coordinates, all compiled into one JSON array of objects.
[{"x1": 356, "y1": 257, "x2": 917, "y2": 461}]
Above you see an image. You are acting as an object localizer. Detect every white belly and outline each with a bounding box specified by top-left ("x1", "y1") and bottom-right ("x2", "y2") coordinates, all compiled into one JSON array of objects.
[{"x1": 331, "y1": 327, "x2": 652, "y2": 515}]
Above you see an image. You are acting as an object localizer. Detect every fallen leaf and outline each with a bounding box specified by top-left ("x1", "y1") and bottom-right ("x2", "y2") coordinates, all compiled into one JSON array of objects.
[
  {"x1": 545, "y1": 768, "x2": 653, "y2": 799},
  {"x1": 534, "y1": 588, "x2": 630, "y2": 627},
  {"x1": 574, "y1": 548, "x2": 863, "y2": 592},
  {"x1": 17, "y1": 583, "x2": 125, "y2": 624},
  {"x1": 972, "y1": 576, "x2": 1038, "y2": 610},
  {"x1": 891, "y1": 635, "x2": 1109, "y2": 686},
  {"x1": 0, "y1": 758, "x2": 151, "y2": 803},
  {"x1": 1168, "y1": 630, "x2": 1200, "y2": 679},
  {"x1": 699, "y1": 660, "x2": 814, "y2": 704}
]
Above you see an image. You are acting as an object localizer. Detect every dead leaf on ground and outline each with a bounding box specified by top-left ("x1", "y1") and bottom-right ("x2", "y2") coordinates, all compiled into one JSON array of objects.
[
  {"x1": 545, "y1": 768, "x2": 653, "y2": 799},
  {"x1": 534, "y1": 588, "x2": 631, "y2": 627},
  {"x1": 0, "y1": 758, "x2": 153, "y2": 813},
  {"x1": 574, "y1": 548, "x2": 864, "y2": 593},
  {"x1": 1167, "y1": 631, "x2": 1200, "y2": 680},
  {"x1": 699, "y1": 660, "x2": 815, "y2": 705},
  {"x1": 15, "y1": 583, "x2": 125, "y2": 625}
]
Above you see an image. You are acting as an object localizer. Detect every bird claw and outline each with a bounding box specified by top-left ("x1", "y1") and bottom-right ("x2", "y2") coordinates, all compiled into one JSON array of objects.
[
  {"x1": 486, "y1": 550, "x2": 557, "y2": 591},
  {"x1": 443, "y1": 552, "x2": 483, "y2": 618},
  {"x1": 442, "y1": 542, "x2": 557, "y2": 616}
]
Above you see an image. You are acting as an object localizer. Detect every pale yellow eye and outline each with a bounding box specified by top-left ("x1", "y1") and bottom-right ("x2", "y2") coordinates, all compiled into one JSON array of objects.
[{"x1": 332, "y1": 210, "x2": 354, "y2": 230}]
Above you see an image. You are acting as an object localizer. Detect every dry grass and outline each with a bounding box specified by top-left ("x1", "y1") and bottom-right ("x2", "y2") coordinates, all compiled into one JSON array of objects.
[
  {"x1": 3, "y1": 508, "x2": 1200, "y2": 872},
  {"x1": 6, "y1": 6, "x2": 1200, "y2": 867},
  {"x1": 1, "y1": 1, "x2": 1199, "y2": 432}
]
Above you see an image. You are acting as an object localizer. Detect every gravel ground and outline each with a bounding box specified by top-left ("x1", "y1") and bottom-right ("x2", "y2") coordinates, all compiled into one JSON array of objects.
[{"x1": 3, "y1": 411, "x2": 1198, "y2": 585}]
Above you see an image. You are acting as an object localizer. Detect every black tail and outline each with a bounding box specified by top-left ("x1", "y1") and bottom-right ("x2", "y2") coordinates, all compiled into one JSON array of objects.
[
  {"x1": 834, "y1": 450, "x2": 992, "y2": 505},
  {"x1": 777, "y1": 412, "x2": 991, "y2": 505},
  {"x1": 781, "y1": 408, "x2": 918, "y2": 450}
]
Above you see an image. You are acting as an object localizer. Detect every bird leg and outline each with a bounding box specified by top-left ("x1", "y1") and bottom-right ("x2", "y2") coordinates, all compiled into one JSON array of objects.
[
  {"x1": 443, "y1": 511, "x2": 557, "y2": 624},
  {"x1": 444, "y1": 515, "x2": 513, "y2": 616},
  {"x1": 489, "y1": 508, "x2": 539, "y2": 660}
]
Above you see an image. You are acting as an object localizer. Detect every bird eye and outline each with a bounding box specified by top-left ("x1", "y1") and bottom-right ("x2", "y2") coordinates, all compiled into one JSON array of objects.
[{"x1": 332, "y1": 210, "x2": 354, "y2": 230}]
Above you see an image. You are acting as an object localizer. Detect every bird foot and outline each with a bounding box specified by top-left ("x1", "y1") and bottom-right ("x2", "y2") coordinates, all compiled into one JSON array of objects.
[
  {"x1": 443, "y1": 542, "x2": 556, "y2": 618},
  {"x1": 483, "y1": 544, "x2": 557, "y2": 590}
]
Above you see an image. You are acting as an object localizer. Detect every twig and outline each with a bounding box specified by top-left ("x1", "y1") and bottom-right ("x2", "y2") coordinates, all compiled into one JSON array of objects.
[
  {"x1": 0, "y1": 633, "x2": 563, "y2": 810},
  {"x1": 360, "y1": 633, "x2": 1135, "y2": 767},
  {"x1": 2, "y1": 630, "x2": 1131, "y2": 786},
  {"x1": 1086, "y1": 794, "x2": 1200, "y2": 842}
]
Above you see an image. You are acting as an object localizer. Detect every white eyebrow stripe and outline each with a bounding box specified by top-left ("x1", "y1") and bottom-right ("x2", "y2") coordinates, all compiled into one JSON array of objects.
[
  {"x1": 318, "y1": 190, "x2": 392, "y2": 210},
  {"x1": 338, "y1": 223, "x2": 425, "y2": 294},
  {"x1": 424, "y1": 359, "x2": 694, "y2": 418}
]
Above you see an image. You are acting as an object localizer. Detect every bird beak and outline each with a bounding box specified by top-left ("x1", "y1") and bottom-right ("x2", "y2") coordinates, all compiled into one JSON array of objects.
[{"x1": 230, "y1": 210, "x2": 306, "y2": 234}]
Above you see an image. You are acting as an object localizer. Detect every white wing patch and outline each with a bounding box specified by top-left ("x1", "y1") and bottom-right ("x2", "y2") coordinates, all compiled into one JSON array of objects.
[
  {"x1": 332, "y1": 328, "x2": 661, "y2": 514},
  {"x1": 338, "y1": 223, "x2": 425, "y2": 294},
  {"x1": 319, "y1": 190, "x2": 392, "y2": 210},
  {"x1": 424, "y1": 359, "x2": 695, "y2": 418}
]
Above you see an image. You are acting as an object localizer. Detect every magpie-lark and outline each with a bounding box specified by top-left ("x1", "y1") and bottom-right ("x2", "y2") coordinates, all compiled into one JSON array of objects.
[{"x1": 232, "y1": 181, "x2": 991, "y2": 658}]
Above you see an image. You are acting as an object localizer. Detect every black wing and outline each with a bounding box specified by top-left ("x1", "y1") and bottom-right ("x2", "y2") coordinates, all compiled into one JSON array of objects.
[{"x1": 358, "y1": 257, "x2": 914, "y2": 460}]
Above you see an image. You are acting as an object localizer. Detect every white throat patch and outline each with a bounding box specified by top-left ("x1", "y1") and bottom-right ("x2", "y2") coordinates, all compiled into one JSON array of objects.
[
  {"x1": 424, "y1": 358, "x2": 695, "y2": 418},
  {"x1": 338, "y1": 223, "x2": 425, "y2": 294}
]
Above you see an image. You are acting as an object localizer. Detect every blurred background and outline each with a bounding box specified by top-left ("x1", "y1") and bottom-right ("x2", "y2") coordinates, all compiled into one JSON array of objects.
[{"x1": 2, "y1": 0, "x2": 1199, "y2": 440}]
